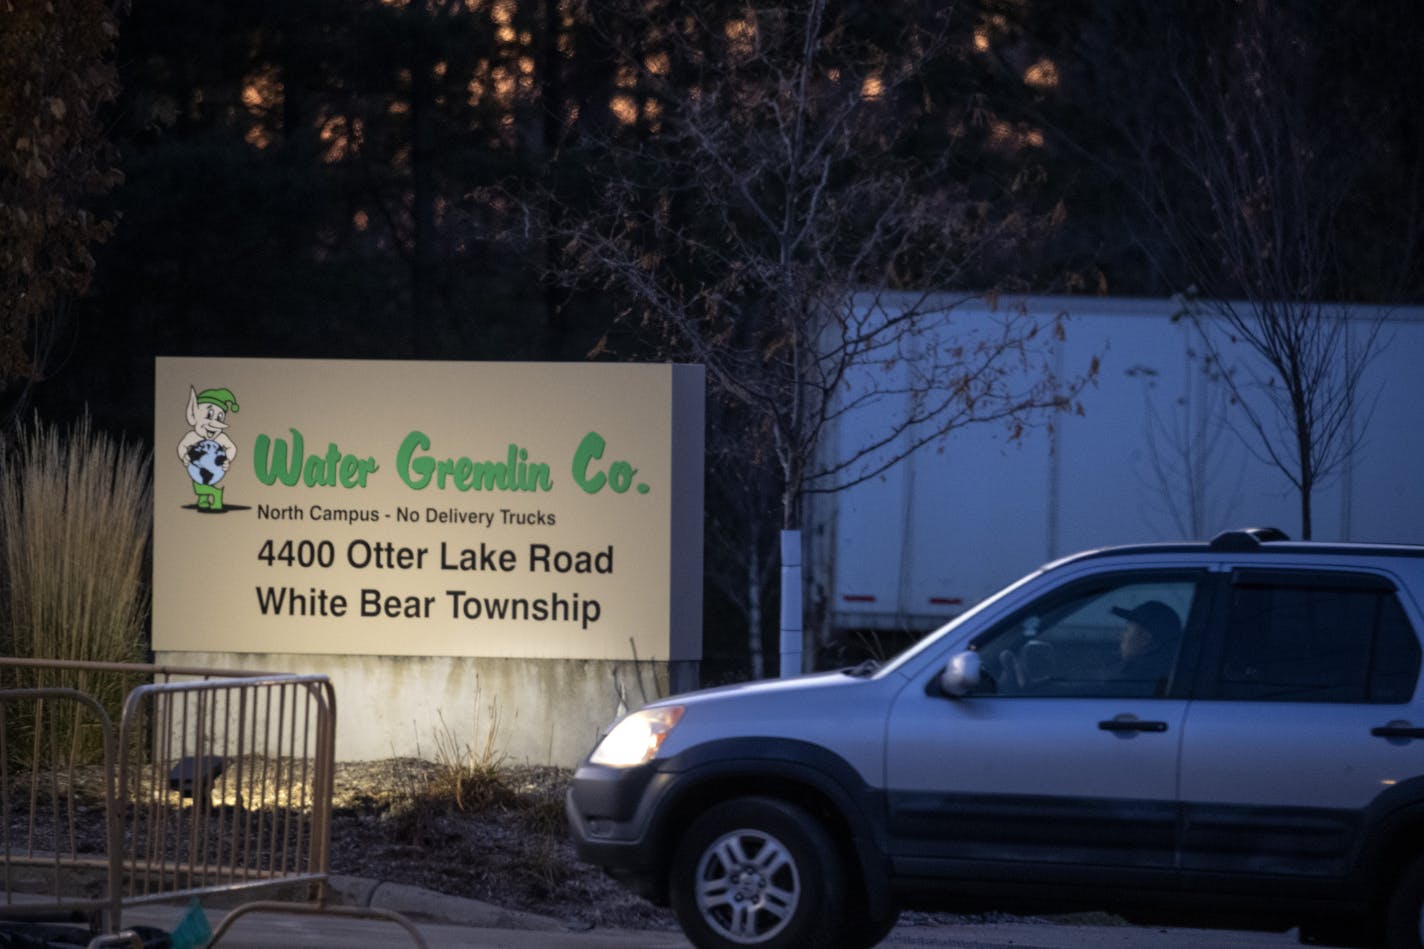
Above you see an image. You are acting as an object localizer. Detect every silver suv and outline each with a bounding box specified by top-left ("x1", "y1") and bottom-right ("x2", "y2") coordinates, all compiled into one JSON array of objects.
[{"x1": 567, "y1": 530, "x2": 1424, "y2": 949}]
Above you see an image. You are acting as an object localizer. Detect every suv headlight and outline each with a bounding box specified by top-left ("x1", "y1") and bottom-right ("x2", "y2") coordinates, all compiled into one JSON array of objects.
[{"x1": 590, "y1": 705, "x2": 685, "y2": 767}]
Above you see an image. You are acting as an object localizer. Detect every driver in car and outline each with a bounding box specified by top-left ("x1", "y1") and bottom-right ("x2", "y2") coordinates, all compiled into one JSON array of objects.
[{"x1": 1110, "y1": 600, "x2": 1182, "y2": 692}]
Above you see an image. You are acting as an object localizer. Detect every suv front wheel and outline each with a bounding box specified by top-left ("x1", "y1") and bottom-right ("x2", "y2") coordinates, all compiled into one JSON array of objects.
[
  {"x1": 1385, "y1": 853, "x2": 1424, "y2": 949},
  {"x1": 669, "y1": 796, "x2": 846, "y2": 948}
]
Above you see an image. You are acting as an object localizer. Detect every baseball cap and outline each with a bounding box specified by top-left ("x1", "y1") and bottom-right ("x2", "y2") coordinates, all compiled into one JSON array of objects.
[{"x1": 1110, "y1": 600, "x2": 1182, "y2": 641}]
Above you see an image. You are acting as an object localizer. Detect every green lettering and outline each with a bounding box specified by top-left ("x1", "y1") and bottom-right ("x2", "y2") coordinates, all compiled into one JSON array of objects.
[
  {"x1": 397, "y1": 430, "x2": 435, "y2": 490},
  {"x1": 339, "y1": 453, "x2": 378, "y2": 487},
  {"x1": 572, "y1": 431, "x2": 607, "y2": 494},
  {"x1": 253, "y1": 429, "x2": 304, "y2": 487}
]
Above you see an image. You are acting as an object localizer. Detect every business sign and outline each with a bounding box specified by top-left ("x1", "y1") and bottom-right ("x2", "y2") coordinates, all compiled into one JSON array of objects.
[{"x1": 154, "y1": 358, "x2": 704, "y2": 661}]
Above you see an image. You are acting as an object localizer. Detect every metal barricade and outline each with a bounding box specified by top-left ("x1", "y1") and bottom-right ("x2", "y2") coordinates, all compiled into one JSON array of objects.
[{"x1": 0, "y1": 658, "x2": 427, "y2": 947}]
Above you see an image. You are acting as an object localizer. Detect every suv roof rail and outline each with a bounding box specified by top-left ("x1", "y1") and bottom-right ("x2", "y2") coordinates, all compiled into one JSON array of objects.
[{"x1": 1209, "y1": 527, "x2": 1292, "y2": 551}]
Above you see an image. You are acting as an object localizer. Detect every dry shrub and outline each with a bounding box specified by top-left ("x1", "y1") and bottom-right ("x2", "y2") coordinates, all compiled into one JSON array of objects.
[{"x1": 429, "y1": 705, "x2": 509, "y2": 813}]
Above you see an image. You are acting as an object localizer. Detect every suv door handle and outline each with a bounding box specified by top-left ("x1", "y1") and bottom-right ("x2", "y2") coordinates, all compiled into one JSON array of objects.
[
  {"x1": 1372, "y1": 723, "x2": 1424, "y2": 740},
  {"x1": 1098, "y1": 718, "x2": 1168, "y2": 733}
]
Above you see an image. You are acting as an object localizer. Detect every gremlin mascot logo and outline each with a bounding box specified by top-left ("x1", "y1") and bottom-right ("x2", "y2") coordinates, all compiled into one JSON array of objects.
[{"x1": 179, "y1": 386, "x2": 239, "y2": 512}]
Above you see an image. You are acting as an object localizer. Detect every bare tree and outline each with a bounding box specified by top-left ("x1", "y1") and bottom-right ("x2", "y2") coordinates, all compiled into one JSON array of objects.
[
  {"x1": 1175, "y1": 299, "x2": 1381, "y2": 540},
  {"x1": 542, "y1": 0, "x2": 1091, "y2": 672},
  {"x1": 704, "y1": 398, "x2": 781, "y2": 677},
  {"x1": 1128, "y1": 321, "x2": 1242, "y2": 538},
  {"x1": 0, "y1": 0, "x2": 124, "y2": 427},
  {"x1": 1122, "y1": 2, "x2": 1386, "y2": 538},
  {"x1": 983, "y1": 0, "x2": 1410, "y2": 538}
]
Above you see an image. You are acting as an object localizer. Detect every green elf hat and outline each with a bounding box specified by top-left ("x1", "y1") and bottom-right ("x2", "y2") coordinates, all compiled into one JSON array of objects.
[{"x1": 195, "y1": 388, "x2": 239, "y2": 414}]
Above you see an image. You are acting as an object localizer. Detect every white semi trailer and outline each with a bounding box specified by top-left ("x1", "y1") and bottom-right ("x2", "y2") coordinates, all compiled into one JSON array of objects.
[{"x1": 805, "y1": 294, "x2": 1424, "y2": 648}]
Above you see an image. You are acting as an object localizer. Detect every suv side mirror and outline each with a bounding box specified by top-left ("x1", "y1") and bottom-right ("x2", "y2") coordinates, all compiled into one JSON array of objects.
[{"x1": 939, "y1": 651, "x2": 981, "y2": 697}]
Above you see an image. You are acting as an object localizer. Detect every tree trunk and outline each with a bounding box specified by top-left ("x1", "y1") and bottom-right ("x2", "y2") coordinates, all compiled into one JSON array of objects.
[
  {"x1": 537, "y1": 0, "x2": 565, "y2": 358},
  {"x1": 407, "y1": 2, "x2": 436, "y2": 351},
  {"x1": 1294, "y1": 387, "x2": 1314, "y2": 540},
  {"x1": 779, "y1": 530, "x2": 803, "y2": 677},
  {"x1": 747, "y1": 541, "x2": 764, "y2": 679}
]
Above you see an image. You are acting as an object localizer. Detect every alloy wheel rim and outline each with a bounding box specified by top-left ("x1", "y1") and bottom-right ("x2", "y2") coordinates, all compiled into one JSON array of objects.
[{"x1": 694, "y1": 827, "x2": 801, "y2": 944}]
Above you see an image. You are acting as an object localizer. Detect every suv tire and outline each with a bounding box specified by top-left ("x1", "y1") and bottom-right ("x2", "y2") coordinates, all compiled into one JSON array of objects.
[
  {"x1": 843, "y1": 905, "x2": 900, "y2": 949},
  {"x1": 1385, "y1": 853, "x2": 1424, "y2": 949},
  {"x1": 669, "y1": 796, "x2": 846, "y2": 948}
]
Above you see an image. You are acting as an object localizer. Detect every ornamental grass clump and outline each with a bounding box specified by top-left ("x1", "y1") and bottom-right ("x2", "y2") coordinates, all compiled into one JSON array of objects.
[{"x1": 0, "y1": 414, "x2": 152, "y2": 759}]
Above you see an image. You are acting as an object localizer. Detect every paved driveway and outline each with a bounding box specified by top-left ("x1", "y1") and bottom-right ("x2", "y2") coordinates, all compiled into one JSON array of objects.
[{"x1": 119, "y1": 900, "x2": 1306, "y2": 948}]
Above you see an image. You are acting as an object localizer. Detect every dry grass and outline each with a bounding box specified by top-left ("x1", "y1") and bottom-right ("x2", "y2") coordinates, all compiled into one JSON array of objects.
[
  {"x1": 0, "y1": 414, "x2": 153, "y2": 759},
  {"x1": 426, "y1": 692, "x2": 507, "y2": 814},
  {"x1": 0, "y1": 413, "x2": 152, "y2": 665}
]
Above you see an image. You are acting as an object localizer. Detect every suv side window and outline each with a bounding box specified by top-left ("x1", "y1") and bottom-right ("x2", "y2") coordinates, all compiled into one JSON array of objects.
[
  {"x1": 1213, "y1": 569, "x2": 1421, "y2": 703},
  {"x1": 967, "y1": 571, "x2": 1206, "y2": 699}
]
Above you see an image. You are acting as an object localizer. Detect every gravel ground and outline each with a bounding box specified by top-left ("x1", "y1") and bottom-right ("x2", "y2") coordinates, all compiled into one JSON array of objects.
[{"x1": 326, "y1": 759, "x2": 680, "y2": 932}]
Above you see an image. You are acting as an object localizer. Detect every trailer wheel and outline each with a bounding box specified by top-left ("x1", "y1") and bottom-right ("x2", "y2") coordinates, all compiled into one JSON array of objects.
[{"x1": 669, "y1": 796, "x2": 845, "y2": 948}]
